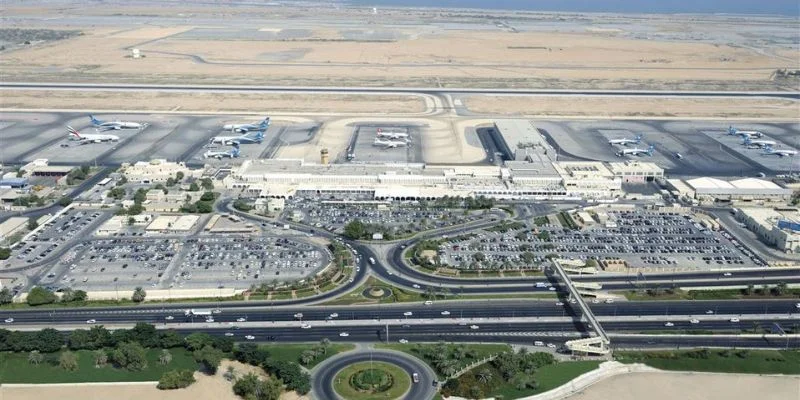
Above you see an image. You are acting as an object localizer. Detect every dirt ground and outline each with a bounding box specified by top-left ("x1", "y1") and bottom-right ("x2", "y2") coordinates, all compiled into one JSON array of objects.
[
  {"x1": 0, "y1": 360, "x2": 308, "y2": 400},
  {"x1": 464, "y1": 96, "x2": 800, "y2": 120},
  {"x1": 564, "y1": 371, "x2": 800, "y2": 400},
  {"x1": 0, "y1": 90, "x2": 427, "y2": 115}
]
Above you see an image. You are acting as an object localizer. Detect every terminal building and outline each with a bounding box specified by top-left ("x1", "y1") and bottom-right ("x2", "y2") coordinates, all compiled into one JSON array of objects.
[
  {"x1": 121, "y1": 159, "x2": 201, "y2": 184},
  {"x1": 223, "y1": 120, "x2": 663, "y2": 202},
  {"x1": 666, "y1": 177, "x2": 793, "y2": 205},
  {"x1": 735, "y1": 207, "x2": 800, "y2": 253}
]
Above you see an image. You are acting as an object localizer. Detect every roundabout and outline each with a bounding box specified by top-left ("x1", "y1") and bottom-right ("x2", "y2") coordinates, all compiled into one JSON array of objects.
[{"x1": 313, "y1": 349, "x2": 436, "y2": 400}]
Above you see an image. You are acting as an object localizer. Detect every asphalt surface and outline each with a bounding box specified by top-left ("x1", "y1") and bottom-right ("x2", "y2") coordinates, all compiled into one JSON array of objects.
[{"x1": 312, "y1": 350, "x2": 436, "y2": 400}]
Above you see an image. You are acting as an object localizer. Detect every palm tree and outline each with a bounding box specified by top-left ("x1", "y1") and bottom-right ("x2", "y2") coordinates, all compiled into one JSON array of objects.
[
  {"x1": 93, "y1": 350, "x2": 108, "y2": 368},
  {"x1": 159, "y1": 349, "x2": 172, "y2": 365},
  {"x1": 319, "y1": 338, "x2": 330, "y2": 354},
  {"x1": 28, "y1": 350, "x2": 43, "y2": 365},
  {"x1": 440, "y1": 359, "x2": 459, "y2": 377},
  {"x1": 513, "y1": 373, "x2": 538, "y2": 390},
  {"x1": 476, "y1": 368, "x2": 492, "y2": 383},
  {"x1": 300, "y1": 350, "x2": 317, "y2": 366}
]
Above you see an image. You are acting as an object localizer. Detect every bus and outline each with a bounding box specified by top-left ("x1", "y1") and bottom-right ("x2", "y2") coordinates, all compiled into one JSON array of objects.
[{"x1": 97, "y1": 177, "x2": 112, "y2": 186}]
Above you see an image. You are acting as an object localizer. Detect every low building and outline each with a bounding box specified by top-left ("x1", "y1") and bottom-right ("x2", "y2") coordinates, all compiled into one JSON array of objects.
[
  {"x1": 121, "y1": 159, "x2": 199, "y2": 184},
  {"x1": 145, "y1": 215, "x2": 199, "y2": 233},
  {"x1": 683, "y1": 177, "x2": 792, "y2": 205},
  {"x1": 0, "y1": 178, "x2": 28, "y2": 188},
  {"x1": 0, "y1": 217, "x2": 28, "y2": 243},
  {"x1": 96, "y1": 217, "x2": 124, "y2": 236},
  {"x1": 735, "y1": 207, "x2": 800, "y2": 253}
]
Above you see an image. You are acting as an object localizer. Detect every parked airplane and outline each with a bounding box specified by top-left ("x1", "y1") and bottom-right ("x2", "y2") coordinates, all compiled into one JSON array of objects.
[
  {"x1": 204, "y1": 143, "x2": 241, "y2": 159},
  {"x1": 763, "y1": 145, "x2": 797, "y2": 157},
  {"x1": 616, "y1": 145, "x2": 655, "y2": 157},
  {"x1": 67, "y1": 126, "x2": 119, "y2": 143},
  {"x1": 728, "y1": 126, "x2": 763, "y2": 138},
  {"x1": 608, "y1": 134, "x2": 642, "y2": 146},
  {"x1": 89, "y1": 115, "x2": 145, "y2": 131},
  {"x1": 376, "y1": 128, "x2": 409, "y2": 141},
  {"x1": 373, "y1": 138, "x2": 408, "y2": 149},
  {"x1": 223, "y1": 117, "x2": 270, "y2": 133},
  {"x1": 208, "y1": 130, "x2": 264, "y2": 146},
  {"x1": 742, "y1": 137, "x2": 776, "y2": 148}
]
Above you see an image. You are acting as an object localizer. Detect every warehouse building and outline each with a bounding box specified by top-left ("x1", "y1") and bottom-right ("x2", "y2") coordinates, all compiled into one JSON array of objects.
[
  {"x1": 735, "y1": 207, "x2": 800, "y2": 253},
  {"x1": 668, "y1": 177, "x2": 793, "y2": 205}
]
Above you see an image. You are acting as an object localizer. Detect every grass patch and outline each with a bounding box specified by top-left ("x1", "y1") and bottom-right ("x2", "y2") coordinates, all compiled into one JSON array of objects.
[
  {"x1": 376, "y1": 343, "x2": 510, "y2": 380},
  {"x1": 0, "y1": 348, "x2": 197, "y2": 383},
  {"x1": 332, "y1": 361, "x2": 411, "y2": 400},
  {"x1": 616, "y1": 349, "x2": 800, "y2": 374},
  {"x1": 491, "y1": 361, "x2": 601, "y2": 399},
  {"x1": 258, "y1": 343, "x2": 355, "y2": 369},
  {"x1": 618, "y1": 287, "x2": 800, "y2": 301}
]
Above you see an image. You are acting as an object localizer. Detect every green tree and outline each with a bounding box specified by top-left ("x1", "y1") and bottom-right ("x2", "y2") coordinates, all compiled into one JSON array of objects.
[
  {"x1": 472, "y1": 252, "x2": 486, "y2": 262},
  {"x1": 196, "y1": 201, "x2": 213, "y2": 213},
  {"x1": 343, "y1": 219, "x2": 366, "y2": 239},
  {"x1": 108, "y1": 187, "x2": 126, "y2": 200},
  {"x1": 28, "y1": 350, "x2": 43, "y2": 365},
  {"x1": 26, "y1": 286, "x2": 57, "y2": 306},
  {"x1": 93, "y1": 349, "x2": 108, "y2": 368},
  {"x1": 157, "y1": 369, "x2": 196, "y2": 390},
  {"x1": 194, "y1": 345, "x2": 224, "y2": 374},
  {"x1": 299, "y1": 350, "x2": 317, "y2": 366},
  {"x1": 27, "y1": 217, "x2": 39, "y2": 230},
  {"x1": 0, "y1": 287, "x2": 13, "y2": 304},
  {"x1": 200, "y1": 178, "x2": 214, "y2": 190},
  {"x1": 166, "y1": 177, "x2": 176, "y2": 187},
  {"x1": 68, "y1": 329, "x2": 93, "y2": 350},
  {"x1": 184, "y1": 332, "x2": 212, "y2": 351},
  {"x1": 111, "y1": 341, "x2": 148, "y2": 371},
  {"x1": 200, "y1": 191, "x2": 215, "y2": 201},
  {"x1": 233, "y1": 343, "x2": 270, "y2": 366},
  {"x1": 159, "y1": 349, "x2": 173, "y2": 365},
  {"x1": 59, "y1": 350, "x2": 79, "y2": 371},
  {"x1": 476, "y1": 368, "x2": 492, "y2": 383},
  {"x1": 158, "y1": 330, "x2": 184, "y2": 349},
  {"x1": 188, "y1": 182, "x2": 200, "y2": 192},
  {"x1": 176, "y1": 171, "x2": 185, "y2": 181},
  {"x1": 131, "y1": 287, "x2": 146, "y2": 303},
  {"x1": 512, "y1": 372, "x2": 538, "y2": 390}
]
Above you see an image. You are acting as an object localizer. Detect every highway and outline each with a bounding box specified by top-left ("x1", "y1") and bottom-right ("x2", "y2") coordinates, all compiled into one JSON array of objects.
[
  {"x1": 4, "y1": 300, "x2": 798, "y2": 325},
  {"x1": 3, "y1": 82, "x2": 798, "y2": 99}
]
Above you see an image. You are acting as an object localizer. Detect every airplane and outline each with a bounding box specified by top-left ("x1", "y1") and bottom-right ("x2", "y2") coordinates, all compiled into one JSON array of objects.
[
  {"x1": 608, "y1": 134, "x2": 642, "y2": 146},
  {"x1": 204, "y1": 143, "x2": 241, "y2": 159},
  {"x1": 616, "y1": 145, "x2": 655, "y2": 157},
  {"x1": 763, "y1": 145, "x2": 797, "y2": 157},
  {"x1": 376, "y1": 128, "x2": 409, "y2": 141},
  {"x1": 208, "y1": 130, "x2": 264, "y2": 146},
  {"x1": 89, "y1": 115, "x2": 145, "y2": 131},
  {"x1": 728, "y1": 125, "x2": 763, "y2": 139},
  {"x1": 373, "y1": 138, "x2": 407, "y2": 149},
  {"x1": 67, "y1": 126, "x2": 119, "y2": 143},
  {"x1": 223, "y1": 117, "x2": 270, "y2": 133},
  {"x1": 742, "y1": 137, "x2": 776, "y2": 148}
]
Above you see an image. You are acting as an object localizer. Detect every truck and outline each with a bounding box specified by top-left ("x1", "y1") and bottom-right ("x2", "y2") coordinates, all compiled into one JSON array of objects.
[
  {"x1": 412, "y1": 373, "x2": 419, "y2": 383},
  {"x1": 368, "y1": 257, "x2": 376, "y2": 265},
  {"x1": 185, "y1": 309, "x2": 213, "y2": 317}
]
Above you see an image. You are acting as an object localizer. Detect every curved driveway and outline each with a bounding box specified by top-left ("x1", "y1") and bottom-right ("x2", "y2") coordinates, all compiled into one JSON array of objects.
[{"x1": 312, "y1": 349, "x2": 436, "y2": 400}]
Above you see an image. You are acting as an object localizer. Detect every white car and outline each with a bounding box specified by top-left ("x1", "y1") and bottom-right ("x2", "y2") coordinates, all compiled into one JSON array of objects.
[
  {"x1": 164, "y1": 316, "x2": 174, "y2": 320},
  {"x1": 548, "y1": 287, "x2": 556, "y2": 291},
  {"x1": 555, "y1": 302, "x2": 564, "y2": 306},
  {"x1": 547, "y1": 343, "x2": 557, "y2": 349},
  {"x1": 470, "y1": 325, "x2": 480, "y2": 330},
  {"x1": 723, "y1": 272, "x2": 732, "y2": 276},
  {"x1": 329, "y1": 313, "x2": 339, "y2": 318},
  {"x1": 86, "y1": 319, "x2": 97, "y2": 324},
  {"x1": 4, "y1": 318, "x2": 13, "y2": 323},
  {"x1": 730, "y1": 318, "x2": 740, "y2": 323},
  {"x1": 412, "y1": 284, "x2": 421, "y2": 289},
  {"x1": 424, "y1": 301, "x2": 433, "y2": 306},
  {"x1": 705, "y1": 310, "x2": 714, "y2": 314},
  {"x1": 604, "y1": 299, "x2": 614, "y2": 304},
  {"x1": 664, "y1": 322, "x2": 674, "y2": 327},
  {"x1": 245, "y1": 335, "x2": 255, "y2": 340},
  {"x1": 534, "y1": 341, "x2": 544, "y2": 346},
  {"x1": 441, "y1": 311, "x2": 451, "y2": 316},
  {"x1": 205, "y1": 317, "x2": 214, "y2": 323},
  {"x1": 339, "y1": 332, "x2": 349, "y2": 337},
  {"x1": 224, "y1": 332, "x2": 234, "y2": 337},
  {"x1": 591, "y1": 299, "x2": 600, "y2": 304},
  {"x1": 690, "y1": 318, "x2": 700, "y2": 324},
  {"x1": 399, "y1": 339, "x2": 409, "y2": 344},
  {"x1": 236, "y1": 317, "x2": 247, "y2": 322},
  {"x1": 403, "y1": 311, "x2": 413, "y2": 317},
  {"x1": 796, "y1": 303, "x2": 800, "y2": 309},
  {"x1": 301, "y1": 323, "x2": 312, "y2": 329},
  {"x1": 569, "y1": 299, "x2": 577, "y2": 304},
  {"x1": 294, "y1": 313, "x2": 303, "y2": 319}
]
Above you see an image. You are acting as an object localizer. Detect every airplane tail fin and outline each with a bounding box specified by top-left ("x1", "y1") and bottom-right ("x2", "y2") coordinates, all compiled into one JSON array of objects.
[
  {"x1": 67, "y1": 125, "x2": 81, "y2": 138},
  {"x1": 635, "y1": 134, "x2": 642, "y2": 142},
  {"x1": 254, "y1": 131, "x2": 264, "y2": 141},
  {"x1": 764, "y1": 145, "x2": 773, "y2": 153},
  {"x1": 89, "y1": 115, "x2": 103, "y2": 125},
  {"x1": 647, "y1": 145, "x2": 655, "y2": 155},
  {"x1": 231, "y1": 143, "x2": 241, "y2": 157},
  {"x1": 728, "y1": 126, "x2": 736, "y2": 135},
  {"x1": 261, "y1": 117, "x2": 271, "y2": 128}
]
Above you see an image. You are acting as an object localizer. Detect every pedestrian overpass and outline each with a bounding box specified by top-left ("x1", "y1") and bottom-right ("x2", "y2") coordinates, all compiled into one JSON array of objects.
[{"x1": 550, "y1": 260, "x2": 611, "y2": 355}]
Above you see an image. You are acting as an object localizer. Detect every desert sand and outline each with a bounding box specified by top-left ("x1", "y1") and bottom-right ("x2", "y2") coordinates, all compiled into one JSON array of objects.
[
  {"x1": 464, "y1": 96, "x2": 800, "y2": 120},
  {"x1": 0, "y1": 360, "x2": 308, "y2": 400},
  {"x1": 564, "y1": 371, "x2": 800, "y2": 400}
]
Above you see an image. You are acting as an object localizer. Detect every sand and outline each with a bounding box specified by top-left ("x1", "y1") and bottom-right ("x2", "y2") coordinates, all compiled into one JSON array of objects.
[
  {"x1": 564, "y1": 371, "x2": 800, "y2": 400},
  {"x1": 0, "y1": 90, "x2": 427, "y2": 115},
  {"x1": 464, "y1": 96, "x2": 800, "y2": 120},
  {"x1": 0, "y1": 360, "x2": 309, "y2": 400}
]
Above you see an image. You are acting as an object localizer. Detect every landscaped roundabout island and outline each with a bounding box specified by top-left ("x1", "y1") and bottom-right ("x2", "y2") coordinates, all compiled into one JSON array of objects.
[{"x1": 333, "y1": 361, "x2": 412, "y2": 399}]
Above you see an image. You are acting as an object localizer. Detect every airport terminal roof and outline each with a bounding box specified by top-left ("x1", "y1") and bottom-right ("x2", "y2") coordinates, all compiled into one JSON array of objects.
[{"x1": 687, "y1": 177, "x2": 791, "y2": 196}]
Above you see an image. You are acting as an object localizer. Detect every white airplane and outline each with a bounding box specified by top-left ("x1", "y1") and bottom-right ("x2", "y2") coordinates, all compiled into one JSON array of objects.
[
  {"x1": 204, "y1": 143, "x2": 241, "y2": 159},
  {"x1": 223, "y1": 117, "x2": 270, "y2": 133},
  {"x1": 763, "y1": 145, "x2": 797, "y2": 157},
  {"x1": 742, "y1": 137, "x2": 776, "y2": 148},
  {"x1": 67, "y1": 126, "x2": 119, "y2": 143},
  {"x1": 208, "y1": 130, "x2": 264, "y2": 146},
  {"x1": 728, "y1": 126, "x2": 763, "y2": 139},
  {"x1": 608, "y1": 134, "x2": 642, "y2": 146},
  {"x1": 373, "y1": 138, "x2": 407, "y2": 149},
  {"x1": 616, "y1": 145, "x2": 655, "y2": 157},
  {"x1": 376, "y1": 128, "x2": 409, "y2": 141},
  {"x1": 90, "y1": 115, "x2": 145, "y2": 131}
]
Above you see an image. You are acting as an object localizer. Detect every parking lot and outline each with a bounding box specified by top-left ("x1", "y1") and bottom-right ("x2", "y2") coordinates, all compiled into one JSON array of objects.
[
  {"x1": 437, "y1": 208, "x2": 762, "y2": 271},
  {"x1": 284, "y1": 196, "x2": 484, "y2": 238}
]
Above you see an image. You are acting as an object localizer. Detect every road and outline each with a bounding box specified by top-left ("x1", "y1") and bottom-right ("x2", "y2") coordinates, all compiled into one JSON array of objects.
[{"x1": 312, "y1": 349, "x2": 436, "y2": 400}]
